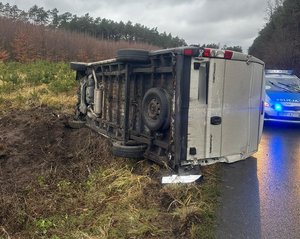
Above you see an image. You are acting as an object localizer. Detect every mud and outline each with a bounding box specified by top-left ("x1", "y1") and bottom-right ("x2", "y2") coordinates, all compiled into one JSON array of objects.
[
  {"x1": 0, "y1": 107, "x2": 115, "y2": 234},
  {"x1": 0, "y1": 107, "x2": 107, "y2": 193},
  {"x1": 0, "y1": 107, "x2": 213, "y2": 239}
]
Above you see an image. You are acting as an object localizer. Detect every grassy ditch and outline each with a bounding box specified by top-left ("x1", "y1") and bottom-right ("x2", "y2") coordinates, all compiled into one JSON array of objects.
[{"x1": 0, "y1": 61, "x2": 220, "y2": 239}]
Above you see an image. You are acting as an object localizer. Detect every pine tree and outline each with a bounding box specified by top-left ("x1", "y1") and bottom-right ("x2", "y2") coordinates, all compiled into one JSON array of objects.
[
  {"x1": 0, "y1": 46, "x2": 9, "y2": 61},
  {"x1": 249, "y1": 0, "x2": 300, "y2": 75},
  {"x1": 12, "y1": 31, "x2": 34, "y2": 62}
]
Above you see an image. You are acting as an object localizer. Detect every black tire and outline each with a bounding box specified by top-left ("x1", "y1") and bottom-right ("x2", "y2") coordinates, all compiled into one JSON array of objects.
[
  {"x1": 112, "y1": 141, "x2": 147, "y2": 159},
  {"x1": 116, "y1": 49, "x2": 149, "y2": 62},
  {"x1": 66, "y1": 119, "x2": 86, "y2": 129},
  {"x1": 142, "y1": 88, "x2": 170, "y2": 131}
]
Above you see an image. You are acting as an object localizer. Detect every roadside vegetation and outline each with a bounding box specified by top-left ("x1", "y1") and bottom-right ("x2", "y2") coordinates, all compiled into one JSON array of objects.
[
  {"x1": 0, "y1": 3, "x2": 244, "y2": 64},
  {"x1": 249, "y1": 0, "x2": 300, "y2": 75},
  {"x1": 0, "y1": 2, "x2": 186, "y2": 48},
  {"x1": 0, "y1": 61, "x2": 220, "y2": 239},
  {"x1": 0, "y1": 17, "x2": 159, "y2": 63},
  {"x1": 0, "y1": 61, "x2": 77, "y2": 112}
]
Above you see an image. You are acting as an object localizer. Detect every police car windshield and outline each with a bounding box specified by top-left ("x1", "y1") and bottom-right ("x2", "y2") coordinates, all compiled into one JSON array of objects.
[{"x1": 266, "y1": 74, "x2": 300, "y2": 92}]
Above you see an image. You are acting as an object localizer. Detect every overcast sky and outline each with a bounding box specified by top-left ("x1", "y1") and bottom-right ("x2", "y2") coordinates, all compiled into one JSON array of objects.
[{"x1": 6, "y1": 0, "x2": 269, "y2": 52}]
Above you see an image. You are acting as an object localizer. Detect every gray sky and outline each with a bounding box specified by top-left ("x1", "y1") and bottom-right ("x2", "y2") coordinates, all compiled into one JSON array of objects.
[{"x1": 5, "y1": 0, "x2": 269, "y2": 52}]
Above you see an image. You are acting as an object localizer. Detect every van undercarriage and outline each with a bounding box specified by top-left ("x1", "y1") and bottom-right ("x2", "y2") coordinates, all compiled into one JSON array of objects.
[{"x1": 70, "y1": 47, "x2": 265, "y2": 181}]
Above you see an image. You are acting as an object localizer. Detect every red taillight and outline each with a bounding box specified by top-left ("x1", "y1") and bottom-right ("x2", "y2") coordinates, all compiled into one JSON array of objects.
[
  {"x1": 224, "y1": 50, "x2": 233, "y2": 59},
  {"x1": 183, "y1": 49, "x2": 194, "y2": 56},
  {"x1": 203, "y1": 48, "x2": 211, "y2": 57}
]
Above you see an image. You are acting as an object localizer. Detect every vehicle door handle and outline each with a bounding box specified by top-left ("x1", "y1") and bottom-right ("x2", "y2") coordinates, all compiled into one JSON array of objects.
[{"x1": 211, "y1": 116, "x2": 222, "y2": 125}]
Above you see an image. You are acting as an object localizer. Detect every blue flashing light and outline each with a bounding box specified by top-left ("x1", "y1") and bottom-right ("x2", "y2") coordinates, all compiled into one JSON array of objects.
[{"x1": 274, "y1": 103, "x2": 283, "y2": 112}]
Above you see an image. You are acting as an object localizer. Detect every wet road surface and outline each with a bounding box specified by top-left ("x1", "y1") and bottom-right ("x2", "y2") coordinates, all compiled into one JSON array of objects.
[{"x1": 216, "y1": 122, "x2": 300, "y2": 239}]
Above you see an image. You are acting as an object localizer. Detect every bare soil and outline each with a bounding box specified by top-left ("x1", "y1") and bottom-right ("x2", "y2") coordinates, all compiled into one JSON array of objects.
[
  {"x1": 0, "y1": 107, "x2": 118, "y2": 237},
  {"x1": 0, "y1": 107, "x2": 101, "y2": 193}
]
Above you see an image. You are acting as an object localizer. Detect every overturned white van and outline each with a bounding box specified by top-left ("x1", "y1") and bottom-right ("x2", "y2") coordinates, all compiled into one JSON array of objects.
[{"x1": 70, "y1": 47, "x2": 265, "y2": 179}]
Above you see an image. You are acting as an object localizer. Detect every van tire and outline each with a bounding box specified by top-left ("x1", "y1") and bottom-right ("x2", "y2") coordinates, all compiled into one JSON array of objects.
[
  {"x1": 142, "y1": 88, "x2": 170, "y2": 131},
  {"x1": 66, "y1": 119, "x2": 86, "y2": 129},
  {"x1": 116, "y1": 49, "x2": 149, "y2": 62},
  {"x1": 112, "y1": 141, "x2": 147, "y2": 158}
]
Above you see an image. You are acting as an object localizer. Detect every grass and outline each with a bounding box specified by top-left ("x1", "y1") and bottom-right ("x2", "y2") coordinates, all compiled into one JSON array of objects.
[
  {"x1": 0, "y1": 61, "x2": 220, "y2": 239},
  {"x1": 12, "y1": 161, "x2": 219, "y2": 239},
  {"x1": 0, "y1": 61, "x2": 77, "y2": 113}
]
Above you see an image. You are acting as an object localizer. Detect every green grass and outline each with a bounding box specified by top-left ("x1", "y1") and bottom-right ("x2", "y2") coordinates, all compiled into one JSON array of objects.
[
  {"x1": 0, "y1": 61, "x2": 75, "y2": 88},
  {"x1": 0, "y1": 61, "x2": 77, "y2": 112}
]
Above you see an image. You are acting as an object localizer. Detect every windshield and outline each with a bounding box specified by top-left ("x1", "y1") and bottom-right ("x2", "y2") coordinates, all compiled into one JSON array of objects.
[{"x1": 265, "y1": 74, "x2": 300, "y2": 92}]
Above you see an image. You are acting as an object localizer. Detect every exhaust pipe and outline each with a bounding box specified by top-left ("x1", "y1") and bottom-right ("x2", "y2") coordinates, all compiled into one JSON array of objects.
[
  {"x1": 91, "y1": 68, "x2": 104, "y2": 116},
  {"x1": 79, "y1": 81, "x2": 87, "y2": 114}
]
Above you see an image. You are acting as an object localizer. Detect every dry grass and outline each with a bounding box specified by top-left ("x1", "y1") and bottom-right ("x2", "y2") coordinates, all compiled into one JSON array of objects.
[{"x1": 0, "y1": 84, "x2": 77, "y2": 112}]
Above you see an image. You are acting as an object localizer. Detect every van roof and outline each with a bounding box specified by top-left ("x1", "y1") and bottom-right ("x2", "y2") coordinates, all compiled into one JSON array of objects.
[
  {"x1": 150, "y1": 47, "x2": 264, "y2": 65},
  {"x1": 71, "y1": 47, "x2": 264, "y2": 69}
]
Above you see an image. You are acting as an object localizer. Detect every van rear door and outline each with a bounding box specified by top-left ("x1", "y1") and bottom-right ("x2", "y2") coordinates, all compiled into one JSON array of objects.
[
  {"x1": 220, "y1": 60, "x2": 264, "y2": 160},
  {"x1": 187, "y1": 57, "x2": 264, "y2": 164}
]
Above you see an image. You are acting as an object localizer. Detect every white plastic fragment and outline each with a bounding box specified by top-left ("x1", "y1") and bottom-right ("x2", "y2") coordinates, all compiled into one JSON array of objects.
[{"x1": 161, "y1": 174, "x2": 202, "y2": 184}]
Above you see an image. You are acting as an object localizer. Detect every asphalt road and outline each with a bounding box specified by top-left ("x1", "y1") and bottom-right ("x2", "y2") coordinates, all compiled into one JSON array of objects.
[{"x1": 216, "y1": 122, "x2": 300, "y2": 239}]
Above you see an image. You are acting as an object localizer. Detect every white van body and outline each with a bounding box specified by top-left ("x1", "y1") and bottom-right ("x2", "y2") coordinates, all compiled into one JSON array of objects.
[
  {"x1": 70, "y1": 47, "x2": 265, "y2": 174},
  {"x1": 185, "y1": 50, "x2": 265, "y2": 166}
]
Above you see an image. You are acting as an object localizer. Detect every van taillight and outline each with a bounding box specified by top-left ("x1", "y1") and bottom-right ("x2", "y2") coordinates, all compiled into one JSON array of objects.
[
  {"x1": 183, "y1": 49, "x2": 194, "y2": 56},
  {"x1": 224, "y1": 50, "x2": 233, "y2": 59},
  {"x1": 203, "y1": 48, "x2": 211, "y2": 57},
  {"x1": 202, "y1": 48, "x2": 234, "y2": 60}
]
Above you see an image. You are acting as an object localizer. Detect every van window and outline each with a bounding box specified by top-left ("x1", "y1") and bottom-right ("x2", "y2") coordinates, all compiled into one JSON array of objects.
[{"x1": 198, "y1": 62, "x2": 209, "y2": 104}]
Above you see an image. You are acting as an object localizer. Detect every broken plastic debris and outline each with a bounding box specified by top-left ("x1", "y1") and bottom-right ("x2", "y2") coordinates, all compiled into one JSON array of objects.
[{"x1": 161, "y1": 174, "x2": 202, "y2": 184}]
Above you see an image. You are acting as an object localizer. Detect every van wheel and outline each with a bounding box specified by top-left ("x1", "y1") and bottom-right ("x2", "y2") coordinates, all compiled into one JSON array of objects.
[
  {"x1": 142, "y1": 88, "x2": 170, "y2": 131},
  {"x1": 66, "y1": 119, "x2": 86, "y2": 129},
  {"x1": 112, "y1": 141, "x2": 147, "y2": 158},
  {"x1": 116, "y1": 49, "x2": 149, "y2": 62}
]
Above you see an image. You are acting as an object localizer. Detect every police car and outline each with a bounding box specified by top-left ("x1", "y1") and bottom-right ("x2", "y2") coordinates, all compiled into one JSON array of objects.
[{"x1": 264, "y1": 69, "x2": 300, "y2": 123}]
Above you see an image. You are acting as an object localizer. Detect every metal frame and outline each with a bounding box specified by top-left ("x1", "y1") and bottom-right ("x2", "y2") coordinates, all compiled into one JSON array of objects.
[{"x1": 71, "y1": 48, "x2": 194, "y2": 170}]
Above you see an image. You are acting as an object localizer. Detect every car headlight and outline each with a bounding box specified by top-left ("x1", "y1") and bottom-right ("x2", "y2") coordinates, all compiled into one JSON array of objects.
[{"x1": 264, "y1": 101, "x2": 270, "y2": 107}]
